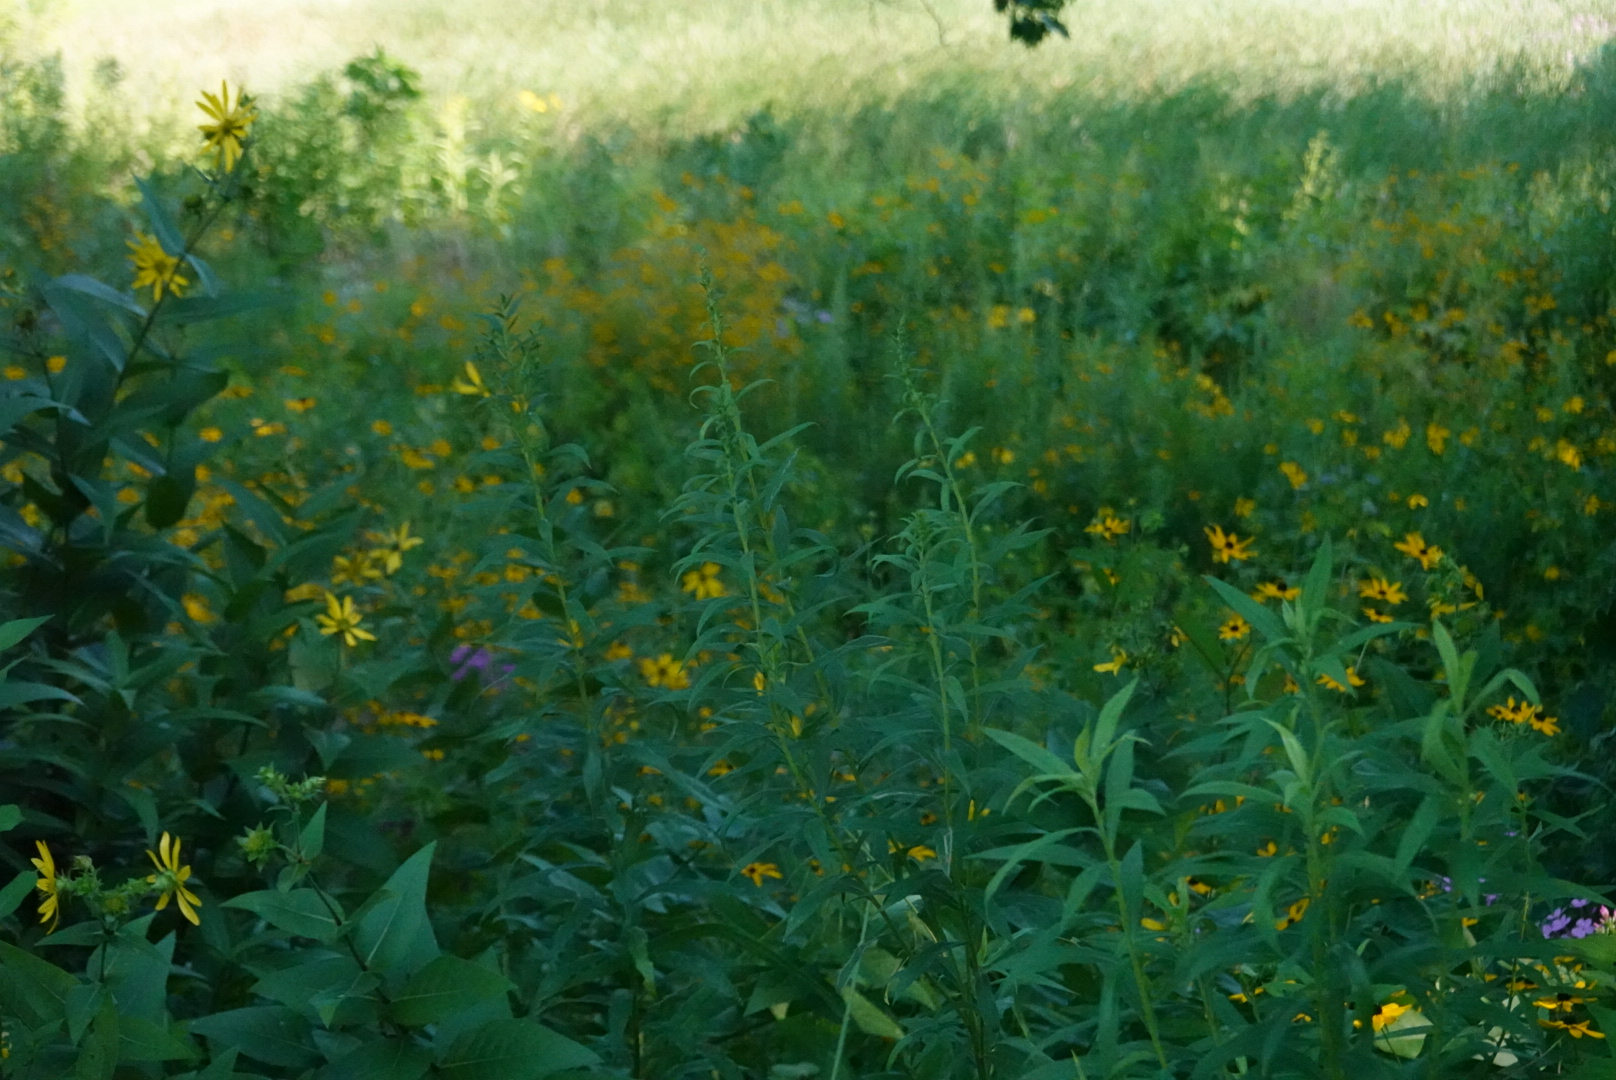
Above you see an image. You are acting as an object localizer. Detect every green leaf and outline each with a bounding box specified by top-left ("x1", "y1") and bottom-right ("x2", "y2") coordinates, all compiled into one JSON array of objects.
[
  {"x1": 1299, "y1": 535, "x2": 1333, "y2": 620},
  {"x1": 0, "y1": 804, "x2": 20, "y2": 832},
  {"x1": 389, "y1": 955, "x2": 514, "y2": 1027},
  {"x1": 1093, "y1": 677, "x2": 1137, "y2": 753},
  {"x1": 983, "y1": 727, "x2": 1068, "y2": 777},
  {"x1": 221, "y1": 889, "x2": 342, "y2": 942},
  {"x1": 119, "y1": 1016, "x2": 195, "y2": 1062},
  {"x1": 0, "y1": 681, "x2": 82, "y2": 711},
  {"x1": 145, "y1": 472, "x2": 196, "y2": 530},
  {"x1": 75, "y1": 997, "x2": 119, "y2": 1080},
  {"x1": 1204, "y1": 576, "x2": 1287, "y2": 643},
  {"x1": 300, "y1": 803, "x2": 328, "y2": 862},
  {"x1": 189, "y1": 1006, "x2": 320, "y2": 1069},
  {"x1": 319, "y1": 1036, "x2": 433, "y2": 1080},
  {"x1": 0, "y1": 616, "x2": 50, "y2": 652},
  {"x1": 135, "y1": 176, "x2": 185, "y2": 256},
  {"x1": 159, "y1": 290, "x2": 280, "y2": 325},
  {"x1": 49, "y1": 274, "x2": 147, "y2": 318},
  {"x1": 437, "y1": 1019, "x2": 599, "y2": 1080},
  {"x1": 838, "y1": 986, "x2": 906, "y2": 1041},
  {"x1": 0, "y1": 394, "x2": 68, "y2": 437},
  {"x1": 352, "y1": 843, "x2": 440, "y2": 982},
  {"x1": 0, "y1": 939, "x2": 78, "y2": 1025},
  {"x1": 1394, "y1": 796, "x2": 1441, "y2": 878}
]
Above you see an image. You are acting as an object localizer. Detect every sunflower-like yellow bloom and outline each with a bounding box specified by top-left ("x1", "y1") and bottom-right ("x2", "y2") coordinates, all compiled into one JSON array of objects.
[
  {"x1": 452, "y1": 362, "x2": 491, "y2": 397},
  {"x1": 128, "y1": 233, "x2": 189, "y2": 302},
  {"x1": 315, "y1": 592, "x2": 377, "y2": 647},
  {"x1": 196, "y1": 81, "x2": 256, "y2": 172},
  {"x1": 30, "y1": 841, "x2": 59, "y2": 932},
  {"x1": 145, "y1": 832, "x2": 202, "y2": 926}
]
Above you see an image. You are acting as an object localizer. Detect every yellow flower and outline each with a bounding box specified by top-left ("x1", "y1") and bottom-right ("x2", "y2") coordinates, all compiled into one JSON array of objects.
[
  {"x1": 1218, "y1": 614, "x2": 1251, "y2": 641},
  {"x1": 3, "y1": 364, "x2": 25, "y2": 380},
  {"x1": 1363, "y1": 607, "x2": 1394, "y2": 623},
  {"x1": 128, "y1": 232, "x2": 190, "y2": 302},
  {"x1": 1084, "y1": 514, "x2": 1131, "y2": 542},
  {"x1": 1557, "y1": 440, "x2": 1582, "y2": 470},
  {"x1": 1234, "y1": 497, "x2": 1256, "y2": 518},
  {"x1": 1317, "y1": 666, "x2": 1365, "y2": 693},
  {"x1": 681, "y1": 562, "x2": 726, "y2": 601},
  {"x1": 1358, "y1": 577, "x2": 1407, "y2": 604},
  {"x1": 639, "y1": 653, "x2": 691, "y2": 690},
  {"x1": 371, "y1": 419, "x2": 393, "y2": 436},
  {"x1": 1541, "y1": 1019, "x2": 1605, "y2": 1039},
  {"x1": 1279, "y1": 461, "x2": 1308, "y2": 489},
  {"x1": 1528, "y1": 710, "x2": 1561, "y2": 736},
  {"x1": 1393, "y1": 532, "x2": 1443, "y2": 570},
  {"x1": 331, "y1": 553, "x2": 383, "y2": 586},
  {"x1": 1406, "y1": 493, "x2": 1428, "y2": 508},
  {"x1": 1205, "y1": 524, "x2": 1256, "y2": 564},
  {"x1": 1254, "y1": 580, "x2": 1300, "y2": 602},
  {"x1": 145, "y1": 832, "x2": 202, "y2": 926},
  {"x1": 196, "y1": 81, "x2": 256, "y2": 172},
  {"x1": 30, "y1": 841, "x2": 59, "y2": 933},
  {"x1": 1093, "y1": 645, "x2": 1127, "y2": 674},
  {"x1": 199, "y1": 426, "x2": 223, "y2": 443},
  {"x1": 182, "y1": 593, "x2": 216, "y2": 624},
  {"x1": 1426, "y1": 422, "x2": 1450, "y2": 455},
  {"x1": 451, "y1": 362, "x2": 491, "y2": 397},
  {"x1": 374, "y1": 522, "x2": 425, "y2": 556},
  {"x1": 46, "y1": 355, "x2": 66, "y2": 374},
  {"x1": 740, "y1": 861, "x2": 783, "y2": 886},
  {"x1": 906, "y1": 845, "x2": 938, "y2": 863},
  {"x1": 315, "y1": 592, "x2": 376, "y2": 647},
  {"x1": 1274, "y1": 896, "x2": 1310, "y2": 930},
  {"x1": 1372, "y1": 1001, "x2": 1413, "y2": 1033}
]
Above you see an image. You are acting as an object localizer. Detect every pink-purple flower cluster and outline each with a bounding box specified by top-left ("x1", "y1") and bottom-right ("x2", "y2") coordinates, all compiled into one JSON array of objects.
[
  {"x1": 1541, "y1": 898, "x2": 1616, "y2": 939},
  {"x1": 449, "y1": 644, "x2": 515, "y2": 687}
]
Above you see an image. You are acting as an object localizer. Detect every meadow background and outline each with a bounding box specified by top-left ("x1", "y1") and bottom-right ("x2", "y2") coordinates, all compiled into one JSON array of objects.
[{"x1": 3, "y1": 0, "x2": 1616, "y2": 1077}]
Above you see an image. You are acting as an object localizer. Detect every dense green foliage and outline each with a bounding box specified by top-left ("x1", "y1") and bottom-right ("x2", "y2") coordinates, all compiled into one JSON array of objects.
[{"x1": 2, "y1": 16, "x2": 1616, "y2": 1080}]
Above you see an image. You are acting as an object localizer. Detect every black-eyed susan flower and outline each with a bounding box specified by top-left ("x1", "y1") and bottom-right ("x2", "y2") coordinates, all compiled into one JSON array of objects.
[
  {"x1": 1254, "y1": 580, "x2": 1300, "y2": 602},
  {"x1": 1358, "y1": 577, "x2": 1407, "y2": 604},
  {"x1": 1393, "y1": 532, "x2": 1443, "y2": 570},
  {"x1": 145, "y1": 832, "x2": 201, "y2": 926},
  {"x1": 740, "y1": 861, "x2": 782, "y2": 886},
  {"x1": 30, "y1": 841, "x2": 59, "y2": 932},
  {"x1": 315, "y1": 592, "x2": 376, "y2": 647},
  {"x1": 1274, "y1": 896, "x2": 1309, "y2": 930},
  {"x1": 1218, "y1": 614, "x2": 1251, "y2": 641},
  {"x1": 1317, "y1": 667, "x2": 1365, "y2": 693},
  {"x1": 196, "y1": 81, "x2": 255, "y2": 172},
  {"x1": 128, "y1": 233, "x2": 189, "y2": 302},
  {"x1": 1205, "y1": 524, "x2": 1255, "y2": 564}
]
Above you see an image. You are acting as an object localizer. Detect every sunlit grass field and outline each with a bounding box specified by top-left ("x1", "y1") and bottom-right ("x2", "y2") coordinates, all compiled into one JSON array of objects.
[
  {"x1": 28, "y1": 0, "x2": 1616, "y2": 130},
  {"x1": 6, "y1": 1, "x2": 1616, "y2": 1076}
]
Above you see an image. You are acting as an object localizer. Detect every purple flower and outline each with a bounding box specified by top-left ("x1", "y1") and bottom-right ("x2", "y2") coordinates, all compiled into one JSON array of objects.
[
  {"x1": 1542, "y1": 908, "x2": 1571, "y2": 937},
  {"x1": 450, "y1": 645, "x2": 515, "y2": 687}
]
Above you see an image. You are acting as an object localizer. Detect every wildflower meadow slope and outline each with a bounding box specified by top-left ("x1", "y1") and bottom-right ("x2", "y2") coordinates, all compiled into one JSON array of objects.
[{"x1": 2, "y1": 6, "x2": 1616, "y2": 1078}]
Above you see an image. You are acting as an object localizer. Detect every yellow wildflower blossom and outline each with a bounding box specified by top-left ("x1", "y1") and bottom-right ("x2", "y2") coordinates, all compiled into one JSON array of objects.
[
  {"x1": 315, "y1": 593, "x2": 376, "y2": 647},
  {"x1": 128, "y1": 233, "x2": 189, "y2": 302},
  {"x1": 145, "y1": 832, "x2": 202, "y2": 926},
  {"x1": 196, "y1": 81, "x2": 255, "y2": 172}
]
